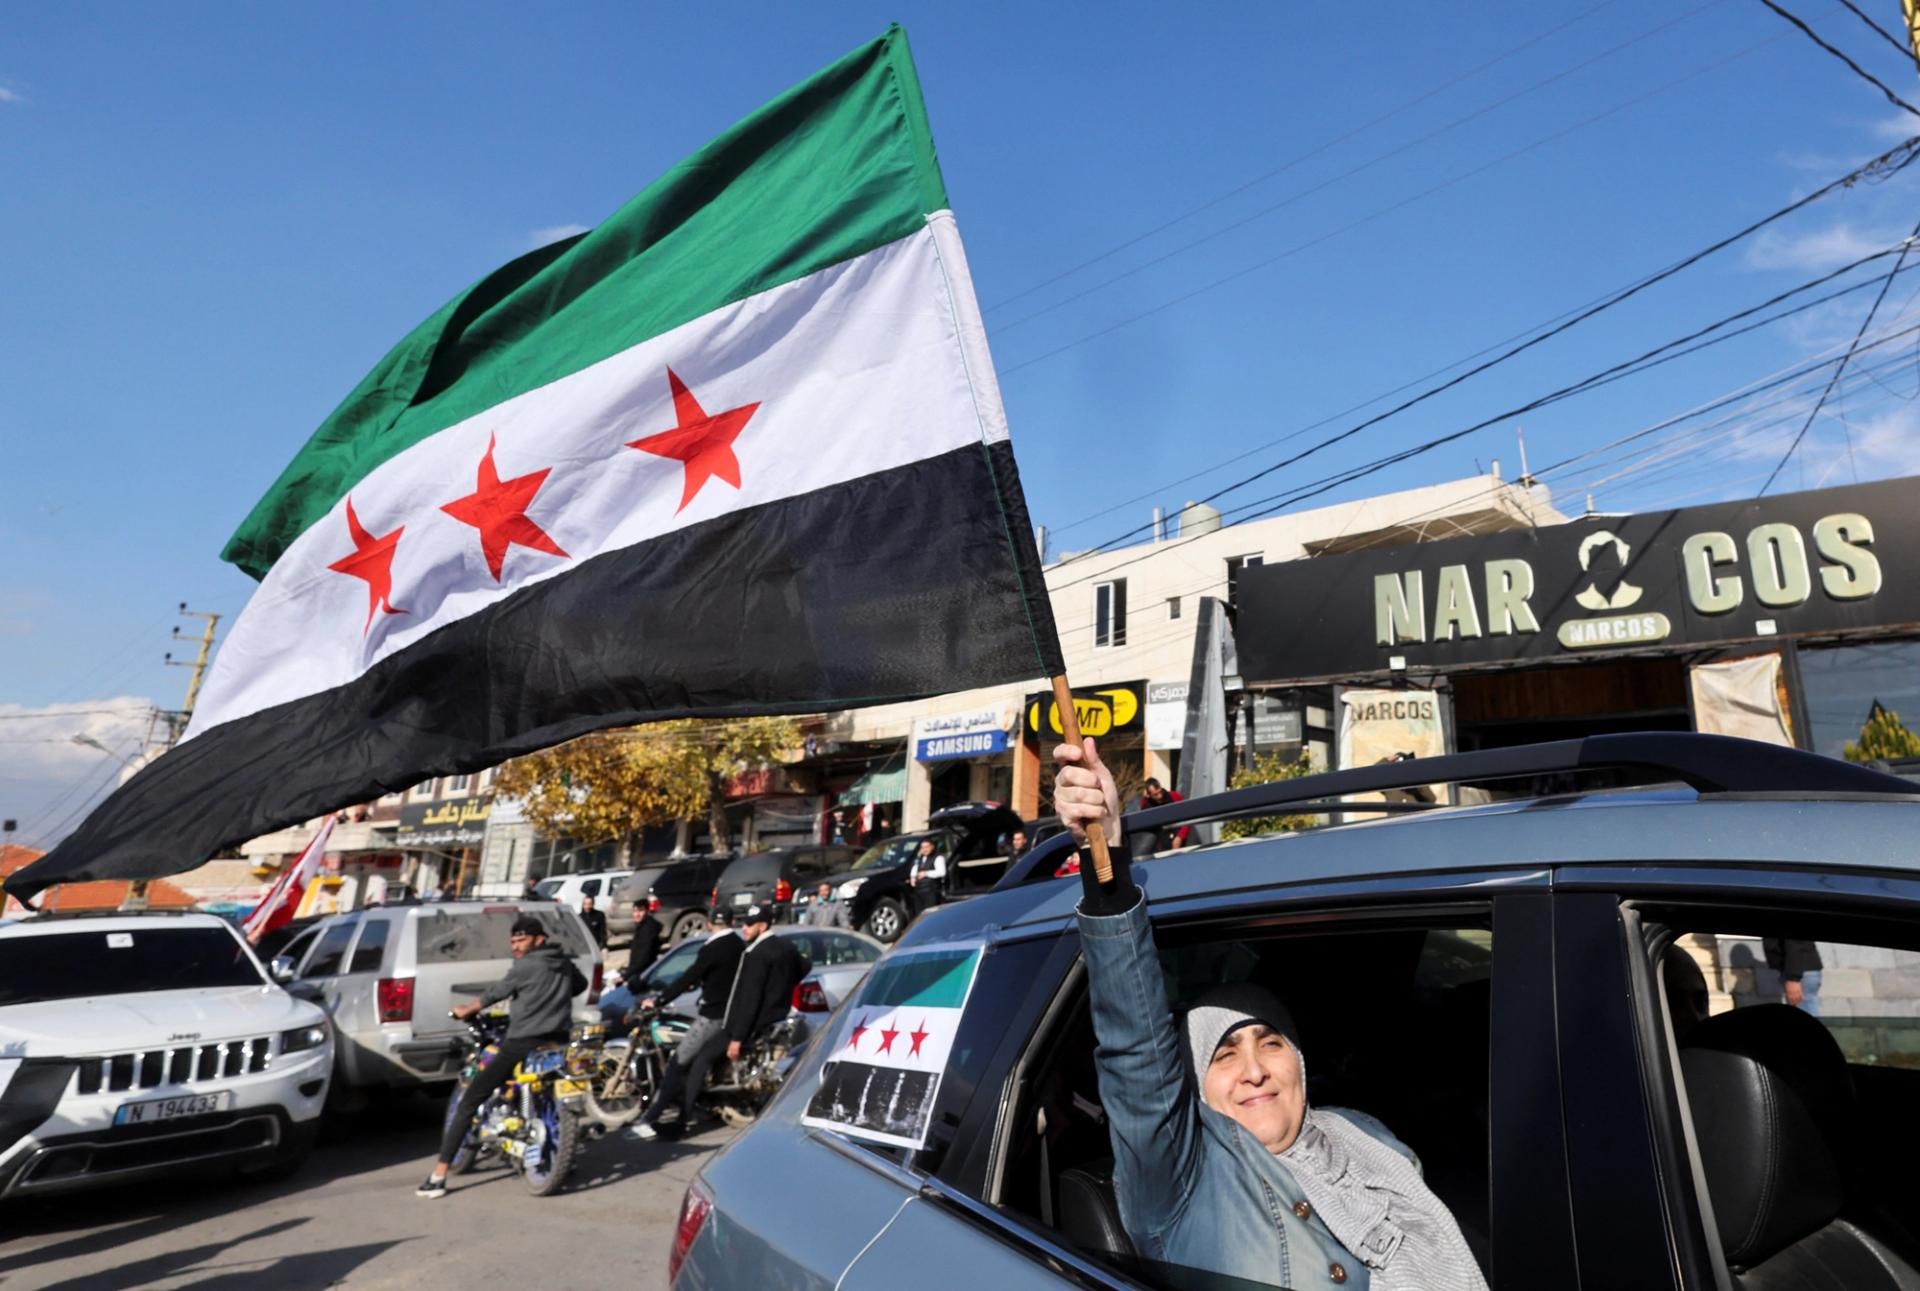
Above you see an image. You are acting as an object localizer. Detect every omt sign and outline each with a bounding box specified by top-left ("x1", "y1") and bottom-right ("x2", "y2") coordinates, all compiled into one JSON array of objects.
[{"x1": 1025, "y1": 683, "x2": 1145, "y2": 739}]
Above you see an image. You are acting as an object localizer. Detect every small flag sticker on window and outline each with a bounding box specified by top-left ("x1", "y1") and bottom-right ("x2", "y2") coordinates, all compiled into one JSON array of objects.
[{"x1": 107, "y1": 933, "x2": 133, "y2": 949}]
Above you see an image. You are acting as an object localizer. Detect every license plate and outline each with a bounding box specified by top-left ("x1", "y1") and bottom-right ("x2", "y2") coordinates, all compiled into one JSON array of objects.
[
  {"x1": 115, "y1": 1091, "x2": 233, "y2": 1125},
  {"x1": 732, "y1": 892, "x2": 752, "y2": 906}
]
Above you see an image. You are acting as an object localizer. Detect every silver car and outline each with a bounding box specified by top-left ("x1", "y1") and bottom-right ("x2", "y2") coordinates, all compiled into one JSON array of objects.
[
  {"x1": 667, "y1": 734, "x2": 1920, "y2": 1290},
  {"x1": 634, "y1": 924, "x2": 884, "y2": 1026}
]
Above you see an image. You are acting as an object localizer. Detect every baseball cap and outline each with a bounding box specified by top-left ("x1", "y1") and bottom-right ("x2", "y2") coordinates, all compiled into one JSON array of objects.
[
  {"x1": 743, "y1": 903, "x2": 771, "y2": 924},
  {"x1": 708, "y1": 908, "x2": 733, "y2": 926}
]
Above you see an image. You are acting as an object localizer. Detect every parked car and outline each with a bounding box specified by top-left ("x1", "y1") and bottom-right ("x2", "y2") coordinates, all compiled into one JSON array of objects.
[
  {"x1": 273, "y1": 899, "x2": 599, "y2": 1095},
  {"x1": 0, "y1": 910, "x2": 332, "y2": 1197},
  {"x1": 668, "y1": 734, "x2": 1920, "y2": 1290},
  {"x1": 634, "y1": 925, "x2": 885, "y2": 1026},
  {"x1": 711, "y1": 845, "x2": 861, "y2": 923},
  {"x1": 619, "y1": 854, "x2": 738, "y2": 945},
  {"x1": 532, "y1": 869, "x2": 632, "y2": 915},
  {"x1": 818, "y1": 802, "x2": 1026, "y2": 942}
]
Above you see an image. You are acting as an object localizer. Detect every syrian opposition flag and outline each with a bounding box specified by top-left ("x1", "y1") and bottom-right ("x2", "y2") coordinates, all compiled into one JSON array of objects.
[
  {"x1": 803, "y1": 944, "x2": 984, "y2": 1150},
  {"x1": 242, "y1": 817, "x2": 333, "y2": 944},
  {"x1": 7, "y1": 26, "x2": 1061, "y2": 901}
]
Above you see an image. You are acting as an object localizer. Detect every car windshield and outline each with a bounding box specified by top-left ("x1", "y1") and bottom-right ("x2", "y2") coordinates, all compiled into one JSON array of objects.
[
  {"x1": 0, "y1": 926, "x2": 264, "y2": 1005},
  {"x1": 851, "y1": 836, "x2": 929, "y2": 871},
  {"x1": 642, "y1": 937, "x2": 705, "y2": 987}
]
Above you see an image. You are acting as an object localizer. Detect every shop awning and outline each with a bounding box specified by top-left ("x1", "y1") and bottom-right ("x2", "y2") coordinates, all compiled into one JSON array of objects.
[{"x1": 839, "y1": 761, "x2": 905, "y2": 805}]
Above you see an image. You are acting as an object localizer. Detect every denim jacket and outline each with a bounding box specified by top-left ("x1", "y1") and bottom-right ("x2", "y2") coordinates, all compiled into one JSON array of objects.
[{"x1": 1080, "y1": 896, "x2": 1416, "y2": 1291}]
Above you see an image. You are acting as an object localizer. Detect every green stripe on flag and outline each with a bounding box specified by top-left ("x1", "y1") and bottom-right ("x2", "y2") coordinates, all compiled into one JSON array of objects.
[
  {"x1": 222, "y1": 24, "x2": 949, "y2": 580},
  {"x1": 859, "y1": 948, "x2": 981, "y2": 1011}
]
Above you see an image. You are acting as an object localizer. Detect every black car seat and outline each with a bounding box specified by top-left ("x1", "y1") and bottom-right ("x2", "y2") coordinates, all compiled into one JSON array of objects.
[
  {"x1": 1057, "y1": 1159, "x2": 1137, "y2": 1266},
  {"x1": 1681, "y1": 1004, "x2": 1920, "y2": 1290}
]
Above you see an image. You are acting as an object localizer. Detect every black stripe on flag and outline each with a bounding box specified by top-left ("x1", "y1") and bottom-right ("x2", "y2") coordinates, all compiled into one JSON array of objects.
[
  {"x1": 805, "y1": 1058, "x2": 940, "y2": 1143},
  {"x1": 12, "y1": 440, "x2": 1061, "y2": 894}
]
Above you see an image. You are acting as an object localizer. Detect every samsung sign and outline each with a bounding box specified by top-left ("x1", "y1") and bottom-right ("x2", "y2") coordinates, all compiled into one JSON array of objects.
[
  {"x1": 1237, "y1": 476, "x2": 1920, "y2": 684},
  {"x1": 913, "y1": 705, "x2": 1017, "y2": 762}
]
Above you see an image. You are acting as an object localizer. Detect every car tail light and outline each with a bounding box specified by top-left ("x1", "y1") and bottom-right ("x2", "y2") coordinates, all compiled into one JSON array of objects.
[
  {"x1": 709, "y1": 886, "x2": 718, "y2": 907},
  {"x1": 792, "y1": 979, "x2": 830, "y2": 1012},
  {"x1": 589, "y1": 961, "x2": 604, "y2": 1004},
  {"x1": 669, "y1": 1176, "x2": 714, "y2": 1284},
  {"x1": 774, "y1": 878, "x2": 792, "y2": 902},
  {"x1": 1053, "y1": 854, "x2": 1081, "y2": 878},
  {"x1": 647, "y1": 894, "x2": 661, "y2": 913},
  {"x1": 376, "y1": 976, "x2": 415, "y2": 1023}
]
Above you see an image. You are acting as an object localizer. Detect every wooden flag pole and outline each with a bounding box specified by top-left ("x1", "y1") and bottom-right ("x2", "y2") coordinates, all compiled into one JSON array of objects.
[{"x1": 1050, "y1": 674, "x2": 1117, "y2": 883}]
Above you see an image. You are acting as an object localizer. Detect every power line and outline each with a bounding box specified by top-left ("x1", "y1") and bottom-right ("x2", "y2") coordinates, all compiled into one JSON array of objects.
[
  {"x1": 984, "y1": 0, "x2": 1629, "y2": 314},
  {"x1": 1757, "y1": 0, "x2": 1920, "y2": 115},
  {"x1": 994, "y1": 1, "x2": 1727, "y2": 336},
  {"x1": 1827, "y1": 0, "x2": 1916, "y2": 59},
  {"x1": 1762, "y1": 219, "x2": 1920, "y2": 491}
]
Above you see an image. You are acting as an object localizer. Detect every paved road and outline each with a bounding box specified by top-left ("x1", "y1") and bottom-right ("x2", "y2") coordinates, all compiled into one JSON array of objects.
[{"x1": 0, "y1": 1093, "x2": 734, "y2": 1290}]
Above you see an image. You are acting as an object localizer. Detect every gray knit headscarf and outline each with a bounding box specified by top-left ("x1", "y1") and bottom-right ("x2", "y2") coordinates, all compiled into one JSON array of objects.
[{"x1": 1183, "y1": 985, "x2": 1488, "y2": 1291}]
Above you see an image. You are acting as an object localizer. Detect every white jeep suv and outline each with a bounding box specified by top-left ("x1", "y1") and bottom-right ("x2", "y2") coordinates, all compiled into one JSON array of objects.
[{"x1": 0, "y1": 911, "x2": 333, "y2": 1198}]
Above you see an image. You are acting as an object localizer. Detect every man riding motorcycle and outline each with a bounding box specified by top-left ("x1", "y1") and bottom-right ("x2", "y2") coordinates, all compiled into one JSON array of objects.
[
  {"x1": 416, "y1": 915, "x2": 585, "y2": 1199},
  {"x1": 629, "y1": 908, "x2": 743, "y2": 1140},
  {"x1": 632, "y1": 904, "x2": 804, "y2": 1140}
]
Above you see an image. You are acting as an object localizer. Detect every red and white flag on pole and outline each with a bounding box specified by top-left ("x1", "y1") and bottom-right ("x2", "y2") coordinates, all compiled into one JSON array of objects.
[{"x1": 243, "y1": 817, "x2": 334, "y2": 944}]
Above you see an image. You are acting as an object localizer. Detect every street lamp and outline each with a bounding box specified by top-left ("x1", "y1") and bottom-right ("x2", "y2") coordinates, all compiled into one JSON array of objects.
[{"x1": 70, "y1": 734, "x2": 137, "y2": 769}]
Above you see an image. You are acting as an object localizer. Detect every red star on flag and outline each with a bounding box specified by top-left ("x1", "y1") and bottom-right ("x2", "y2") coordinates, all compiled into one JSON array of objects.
[
  {"x1": 877, "y1": 1021, "x2": 901, "y2": 1055},
  {"x1": 847, "y1": 1013, "x2": 869, "y2": 1050},
  {"x1": 439, "y1": 434, "x2": 569, "y2": 582},
  {"x1": 908, "y1": 1020, "x2": 930, "y2": 1059},
  {"x1": 626, "y1": 368, "x2": 760, "y2": 512},
  {"x1": 326, "y1": 498, "x2": 406, "y2": 634}
]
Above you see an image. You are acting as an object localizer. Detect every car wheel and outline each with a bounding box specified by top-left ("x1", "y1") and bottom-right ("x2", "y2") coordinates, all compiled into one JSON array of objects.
[
  {"x1": 866, "y1": 897, "x2": 907, "y2": 943},
  {"x1": 670, "y1": 911, "x2": 707, "y2": 943}
]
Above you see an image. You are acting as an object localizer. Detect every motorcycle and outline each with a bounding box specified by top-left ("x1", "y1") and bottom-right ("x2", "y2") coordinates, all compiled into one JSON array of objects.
[
  {"x1": 701, "y1": 1015, "x2": 807, "y2": 1128},
  {"x1": 581, "y1": 1005, "x2": 689, "y2": 1130},
  {"x1": 443, "y1": 1012, "x2": 590, "y2": 1196}
]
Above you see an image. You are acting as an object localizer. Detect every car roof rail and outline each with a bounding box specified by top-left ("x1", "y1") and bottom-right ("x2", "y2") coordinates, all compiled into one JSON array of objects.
[{"x1": 997, "y1": 731, "x2": 1918, "y2": 888}]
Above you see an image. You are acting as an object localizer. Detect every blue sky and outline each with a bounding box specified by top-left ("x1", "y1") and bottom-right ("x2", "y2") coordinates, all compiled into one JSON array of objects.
[{"x1": 6, "y1": 0, "x2": 1920, "y2": 841}]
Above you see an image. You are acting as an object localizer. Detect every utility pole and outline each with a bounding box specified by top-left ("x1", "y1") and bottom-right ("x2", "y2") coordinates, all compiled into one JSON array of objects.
[
  {"x1": 122, "y1": 605, "x2": 221, "y2": 911},
  {"x1": 163, "y1": 604, "x2": 221, "y2": 750}
]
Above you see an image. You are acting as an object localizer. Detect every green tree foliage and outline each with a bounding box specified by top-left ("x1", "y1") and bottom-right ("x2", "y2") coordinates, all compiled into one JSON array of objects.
[
  {"x1": 1843, "y1": 702, "x2": 1920, "y2": 763},
  {"x1": 494, "y1": 716, "x2": 801, "y2": 855},
  {"x1": 1218, "y1": 751, "x2": 1318, "y2": 840}
]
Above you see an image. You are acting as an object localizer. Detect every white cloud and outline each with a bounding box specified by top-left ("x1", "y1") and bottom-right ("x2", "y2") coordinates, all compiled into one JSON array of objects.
[
  {"x1": 526, "y1": 223, "x2": 590, "y2": 250},
  {"x1": 1746, "y1": 220, "x2": 1905, "y2": 273},
  {"x1": 0, "y1": 85, "x2": 20, "y2": 105},
  {"x1": 0, "y1": 698, "x2": 158, "y2": 845},
  {"x1": 1870, "y1": 112, "x2": 1918, "y2": 143}
]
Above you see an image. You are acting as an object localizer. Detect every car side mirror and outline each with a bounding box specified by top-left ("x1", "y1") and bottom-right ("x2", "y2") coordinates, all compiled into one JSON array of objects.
[{"x1": 270, "y1": 955, "x2": 297, "y2": 984}]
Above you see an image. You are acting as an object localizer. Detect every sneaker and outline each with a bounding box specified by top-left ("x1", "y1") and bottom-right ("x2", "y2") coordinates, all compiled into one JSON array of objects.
[
  {"x1": 415, "y1": 1175, "x2": 448, "y2": 1199},
  {"x1": 628, "y1": 1121, "x2": 658, "y2": 1142}
]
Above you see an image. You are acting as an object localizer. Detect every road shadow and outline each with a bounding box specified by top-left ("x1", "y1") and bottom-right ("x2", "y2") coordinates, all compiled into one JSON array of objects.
[
  {"x1": 0, "y1": 1094, "x2": 444, "y2": 1242},
  {"x1": 33, "y1": 1236, "x2": 408, "y2": 1291},
  {"x1": 11, "y1": 1218, "x2": 314, "y2": 1291},
  {"x1": 563, "y1": 1126, "x2": 727, "y2": 1194}
]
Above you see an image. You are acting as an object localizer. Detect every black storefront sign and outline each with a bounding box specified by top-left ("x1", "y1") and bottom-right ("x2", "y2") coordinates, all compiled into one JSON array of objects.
[
  {"x1": 396, "y1": 799, "x2": 492, "y2": 847},
  {"x1": 1238, "y1": 476, "x2": 1920, "y2": 684},
  {"x1": 1024, "y1": 681, "x2": 1147, "y2": 739}
]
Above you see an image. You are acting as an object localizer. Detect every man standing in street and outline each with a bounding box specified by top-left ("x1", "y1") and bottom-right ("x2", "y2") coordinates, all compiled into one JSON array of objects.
[
  {"x1": 906, "y1": 837, "x2": 946, "y2": 916},
  {"x1": 1764, "y1": 937, "x2": 1824, "y2": 1015},
  {"x1": 417, "y1": 915, "x2": 584, "y2": 1198},
  {"x1": 579, "y1": 895, "x2": 608, "y2": 949},
  {"x1": 802, "y1": 881, "x2": 850, "y2": 928},
  {"x1": 630, "y1": 909, "x2": 742, "y2": 1140},
  {"x1": 722, "y1": 905, "x2": 808, "y2": 1066},
  {"x1": 628, "y1": 898, "x2": 663, "y2": 976}
]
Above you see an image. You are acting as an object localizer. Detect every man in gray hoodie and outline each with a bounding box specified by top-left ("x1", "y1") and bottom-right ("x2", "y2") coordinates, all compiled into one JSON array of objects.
[{"x1": 417, "y1": 915, "x2": 585, "y2": 1198}]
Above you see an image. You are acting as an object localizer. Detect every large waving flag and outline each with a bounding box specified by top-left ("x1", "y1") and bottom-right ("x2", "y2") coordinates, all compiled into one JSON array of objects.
[
  {"x1": 9, "y1": 27, "x2": 1061, "y2": 901},
  {"x1": 242, "y1": 817, "x2": 333, "y2": 944}
]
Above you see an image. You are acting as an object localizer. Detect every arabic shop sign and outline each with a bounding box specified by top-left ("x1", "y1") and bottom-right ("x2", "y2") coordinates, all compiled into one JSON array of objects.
[
  {"x1": 1024, "y1": 681, "x2": 1146, "y2": 739},
  {"x1": 396, "y1": 798, "x2": 492, "y2": 845},
  {"x1": 912, "y1": 705, "x2": 1018, "y2": 762},
  {"x1": 1237, "y1": 476, "x2": 1919, "y2": 683}
]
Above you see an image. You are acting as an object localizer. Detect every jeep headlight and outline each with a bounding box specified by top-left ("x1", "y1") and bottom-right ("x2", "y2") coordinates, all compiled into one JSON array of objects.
[
  {"x1": 837, "y1": 878, "x2": 866, "y2": 899},
  {"x1": 281, "y1": 1024, "x2": 329, "y2": 1055}
]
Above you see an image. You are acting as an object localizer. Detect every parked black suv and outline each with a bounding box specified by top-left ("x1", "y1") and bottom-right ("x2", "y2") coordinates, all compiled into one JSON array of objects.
[
  {"x1": 616, "y1": 854, "x2": 735, "y2": 944},
  {"x1": 818, "y1": 801, "x2": 1025, "y2": 942},
  {"x1": 711, "y1": 845, "x2": 862, "y2": 923}
]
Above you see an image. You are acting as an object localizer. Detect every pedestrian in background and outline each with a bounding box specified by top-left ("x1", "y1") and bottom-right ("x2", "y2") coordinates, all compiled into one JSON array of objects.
[
  {"x1": 802, "y1": 881, "x2": 850, "y2": 928},
  {"x1": 1764, "y1": 937, "x2": 1824, "y2": 1015},
  {"x1": 579, "y1": 895, "x2": 608, "y2": 949},
  {"x1": 629, "y1": 899, "x2": 663, "y2": 975}
]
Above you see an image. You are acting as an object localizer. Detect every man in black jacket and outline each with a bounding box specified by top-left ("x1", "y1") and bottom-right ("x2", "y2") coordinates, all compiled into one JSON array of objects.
[
  {"x1": 579, "y1": 896, "x2": 608, "y2": 949},
  {"x1": 631, "y1": 909, "x2": 742, "y2": 1140},
  {"x1": 417, "y1": 915, "x2": 586, "y2": 1198},
  {"x1": 722, "y1": 906, "x2": 809, "y2": 1064},
  {"x1": 628, "y1": 900, "x2": 663, "y2": 976}
]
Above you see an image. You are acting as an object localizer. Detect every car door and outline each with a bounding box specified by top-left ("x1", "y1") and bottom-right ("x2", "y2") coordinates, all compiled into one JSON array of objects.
[
  {"x1": 835, "y1": 871, "x2": 1573, "y2": 1290},
  {"x1": 329, "y1": 914, "x2": 392, "y2": 1042},
  {"x1": 290, "y1": 915, "x2": 361, "y2": 1016}
]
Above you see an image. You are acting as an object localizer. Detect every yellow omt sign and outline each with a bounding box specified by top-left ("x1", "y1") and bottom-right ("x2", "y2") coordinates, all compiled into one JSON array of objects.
[{"x1": 1027, "y1": 686, "x2": 1140, "y2": 738}]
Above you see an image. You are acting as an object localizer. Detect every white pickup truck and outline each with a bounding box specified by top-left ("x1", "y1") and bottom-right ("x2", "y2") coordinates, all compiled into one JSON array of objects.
[{"x1": 0, "y1": 911, "x2": 333, "y2": 1199}]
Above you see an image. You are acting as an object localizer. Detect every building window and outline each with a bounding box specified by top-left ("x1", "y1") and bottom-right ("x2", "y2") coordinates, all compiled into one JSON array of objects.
[
  {"x1": 1094, "y1": 579, "x2": 1128, "y2": 648},
  {"x1": 1226, "y1": 554, "x2": 1265, "y2": 616},
  {"x1": 1798, "y1": 640, "x2": 1920, "y2": 762},
  {"x1": 446, "y1": 774, "x2": 470, "y2": 794},
  {"x1": 1167, "y1": 596, "x2": 1182, "y2": 620}
]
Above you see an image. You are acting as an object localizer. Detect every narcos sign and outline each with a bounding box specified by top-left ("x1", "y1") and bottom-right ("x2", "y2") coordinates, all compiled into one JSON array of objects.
[{"x1": 1237, "y1": 477, "x2": 1918, "y2": 684}]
